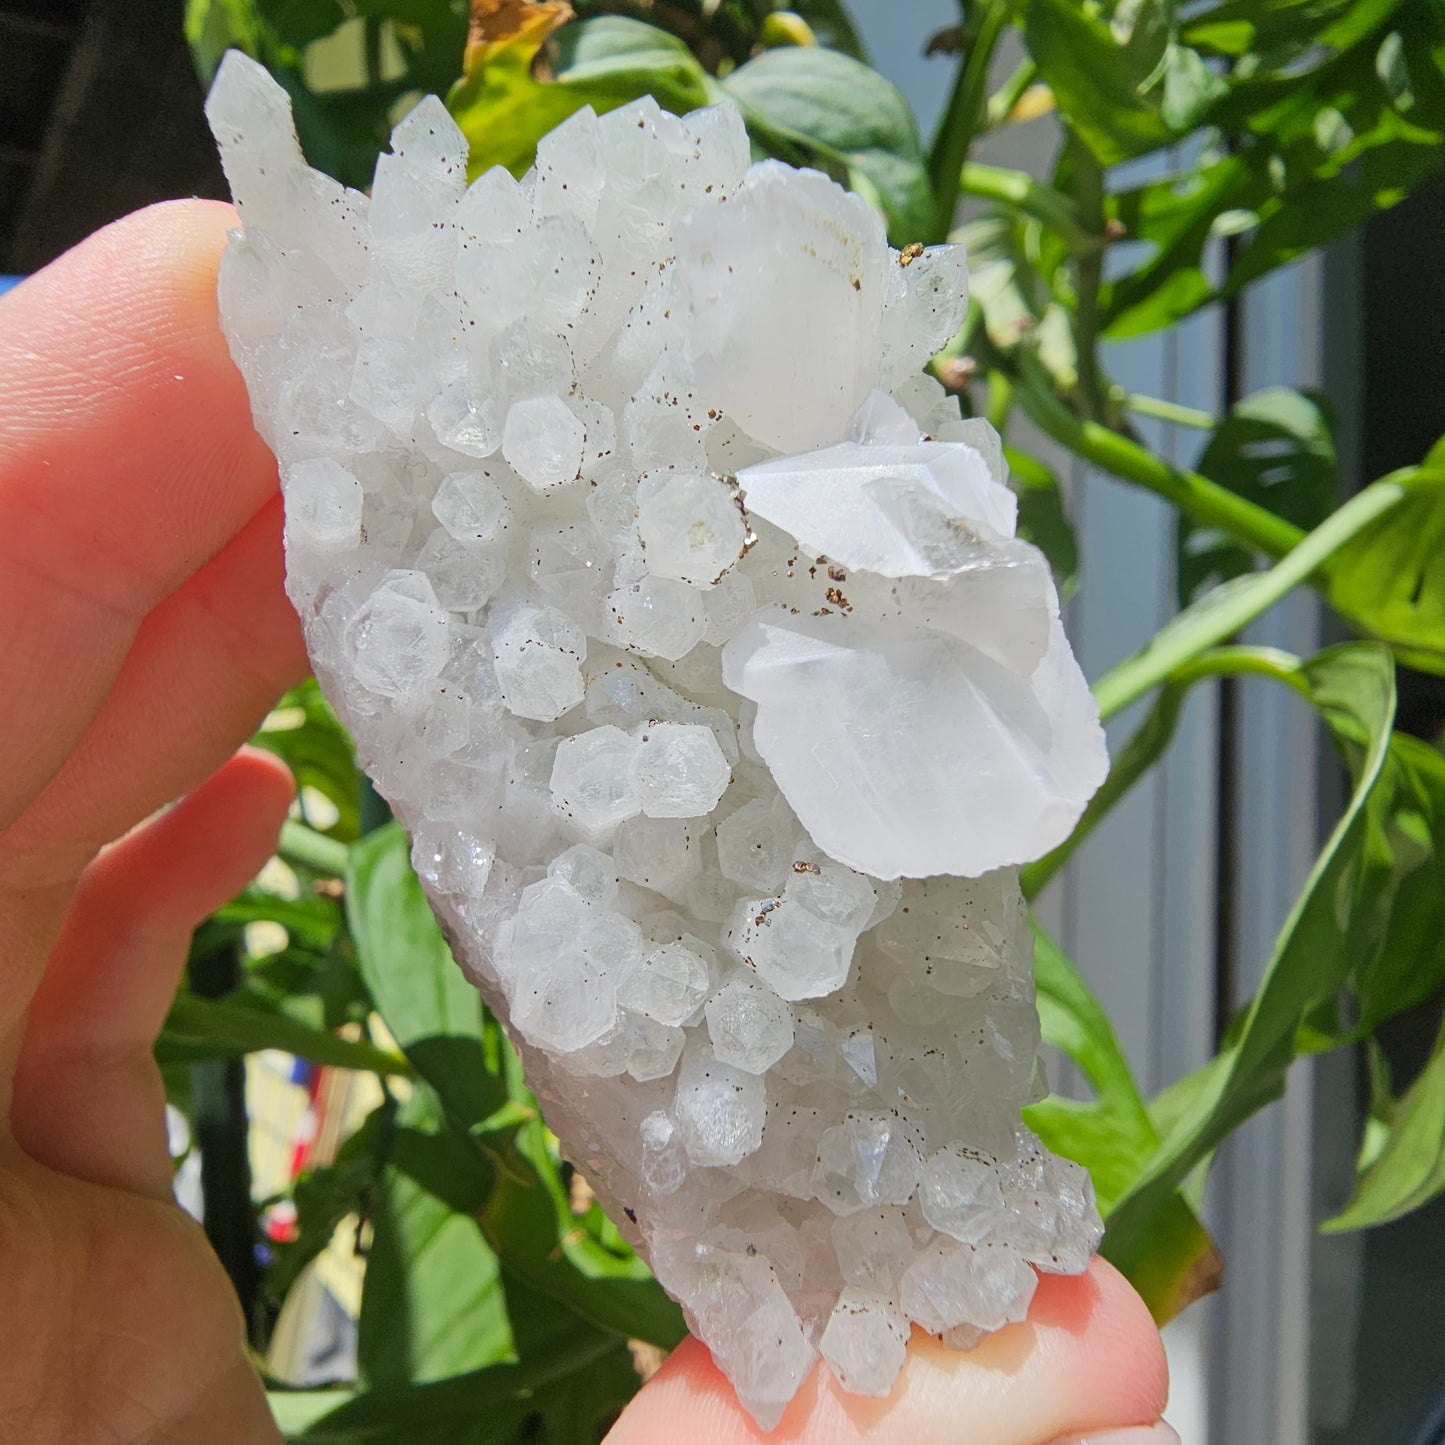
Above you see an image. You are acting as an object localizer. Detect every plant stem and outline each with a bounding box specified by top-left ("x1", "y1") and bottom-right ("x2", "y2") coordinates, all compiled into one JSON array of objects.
[
  {"x1": 363, "y1": 14, "x2": 383, "y2": 89},
  {"x1": 1021, "y1": 647, "x2": 1306, "y2": 896},
  {"x1": 985, "y1": 57, "x2": 1038, "y2": 127},
  {"x1": 986, "y1": 368, "x2": 1013, "y2": 429},
  {"x1": 1015, "y1": 353, "x2": 1307, "y2": 559},
  {"x1": 928, "y1": 0, "x2": 1014, "y2": 242},
  {"x1": 278, "y1": 818, "x2": 350, "y2": 877},
  {"x1": 958, "y1": 161, "x2": 1093, "y2": 250},
  {"x1": 1167, "y1": 646, "x2": 1314, "y2": 695},
  {"x1": 187, "y1": 937, "x2": 260, "y2": 1339},
  {"x1": 1068, "y1": 134, "x2": 1107, "y2": 422},
  {"x1": 1121, "y1": 390, "x2": 1218, "y2": 431},
  {"x1": 1092, "y1": 480, "x2": 1406, "y2": 721}
]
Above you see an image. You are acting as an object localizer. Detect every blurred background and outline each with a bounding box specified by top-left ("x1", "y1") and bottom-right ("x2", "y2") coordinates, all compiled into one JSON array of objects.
[{"x1": 3, "y1": 2, "x2": 1444, "y2": 1441}]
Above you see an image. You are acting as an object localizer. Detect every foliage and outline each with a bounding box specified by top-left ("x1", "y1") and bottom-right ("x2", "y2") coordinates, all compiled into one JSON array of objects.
[{"x1": 181, "y1": 1, "x2": 1445, "y2": 1437}]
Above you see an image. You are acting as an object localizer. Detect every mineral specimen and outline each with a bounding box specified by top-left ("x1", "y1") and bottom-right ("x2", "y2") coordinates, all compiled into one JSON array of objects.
[{"x1": 208, "y1": 51, "x2": 1110, "y2": 1428}]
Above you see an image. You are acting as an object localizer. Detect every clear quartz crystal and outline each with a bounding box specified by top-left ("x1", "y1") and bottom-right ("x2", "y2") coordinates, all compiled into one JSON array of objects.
[
  {"x1": 705, "y1": 973, "x2": 795, "y2": 1074},
  {"x1": 619, "y1": 939, "x2": 712, "y2": 1025},
  {"x1": 629, "y1": 721, "x2": 731, "y2": 818},
  {"x1": 208, "y1": 53, "x2": 1108, "y2": 1431},
  {"x1": 820, "y1": 1287, "x2": 911, "y2": 1397}
]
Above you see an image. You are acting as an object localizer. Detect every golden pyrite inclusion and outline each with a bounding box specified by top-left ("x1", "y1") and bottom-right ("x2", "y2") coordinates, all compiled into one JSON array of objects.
[{"x1": 208, "y1": 51, "x2": 1109, "y2": 1429}]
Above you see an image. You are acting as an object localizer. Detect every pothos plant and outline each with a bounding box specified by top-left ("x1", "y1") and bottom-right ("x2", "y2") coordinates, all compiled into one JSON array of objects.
[{"x1": 177, "y1": 0, "x2": 1445, "y2": 1438}]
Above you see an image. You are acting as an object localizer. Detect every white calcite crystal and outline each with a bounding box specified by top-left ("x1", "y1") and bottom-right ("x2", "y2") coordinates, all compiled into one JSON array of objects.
[{"x1": 209, "y1": 51, "x2": 1109, "y2": 1429}]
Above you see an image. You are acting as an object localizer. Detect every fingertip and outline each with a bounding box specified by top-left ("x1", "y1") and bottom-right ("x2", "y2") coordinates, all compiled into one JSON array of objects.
[
  {"x1": 81, "y1": 745, "x2": 298, "y2": 934},
  {"x1": 193, "y1": 744, "x2": 299, "y2": 867},
  {"x1": 30, "y1": 198, "x2": 237, "y2": 292},
  {"x1": 607, "y1": 1259, "x2": 1169, "y2": 1445},
  {"x1": 0, "y1": 199, "x2": 242, "y2": 392},
  {"x1": 1016, "y1": 1258, "x2": 1171, "y2": 1429},
  {"x1": 609, "y1": 1337, "x2": 765, "y2": 1445},
  {"x1": 80, "y1": 199, "x2": 240, "y2": 332},
  {"x1": 164, "y1": 742, "x2": 298, "y2": 877},
  {"x1": 1085, "y1": 1259, "x2": 1171, "y2": 1422},
  {"x1": 225, "y1": 743, "x2": 299, "y2": 815}
]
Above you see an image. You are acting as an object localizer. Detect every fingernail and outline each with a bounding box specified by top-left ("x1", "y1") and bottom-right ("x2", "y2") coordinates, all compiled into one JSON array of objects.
[{"x1": 1048, "y1": 1426, "x2": 1181, "y2": 1445}]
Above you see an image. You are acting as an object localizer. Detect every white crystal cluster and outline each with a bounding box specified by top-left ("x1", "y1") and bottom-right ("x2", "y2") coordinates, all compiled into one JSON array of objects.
[{"x1": 209, "y1": 51, "x2": 1109, "y2": 1428}]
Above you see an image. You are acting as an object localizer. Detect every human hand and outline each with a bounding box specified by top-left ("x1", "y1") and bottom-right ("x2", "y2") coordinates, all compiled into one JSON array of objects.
[
  {"x1": 0, "y1": 200, "x2": 307, "y2": 1442},
  {"x1": 0, "y1": 203, "x2": 1172, "y2": 1444}
]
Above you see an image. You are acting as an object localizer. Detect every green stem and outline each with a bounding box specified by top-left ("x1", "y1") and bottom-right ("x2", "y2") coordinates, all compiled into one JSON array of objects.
[
  {"x1": 1167, "y1": 646, "x2": 1313, "y2": 695},
  {"x1": 1069, "y1": 135, "x2": 1107, "y2": 423},
  {"x1": 1021, "y1": 647, "x2": 1306, "y2": 897},
  {"x1": 1015, "y1": 353, "x2": 1307, "y2": 559},
  {"x1": 958, "y1": 161, "x2": 1093, "y2": 251},
  {"x1": 928, "y1": 0, "x2": 1015, "y2": 241},
  {"x1": 278, "y1": 818, "x2": 349, "y2": 877},
  {"x1": 985, "y1": 57, "x2": 1038, "y2": 127},
  {"x1": 1121, "y1": 390, "x2": 1217, "y2": 431},
  {"x1": 1092, "y1": 480, "x2": 1406, "y2": 721},
  {"x1": 363, "y1": 14, "x2": 383, "y2": 89},
  {"x1": 986, "y1": 368, "x2": 1013, "y2": 429}
]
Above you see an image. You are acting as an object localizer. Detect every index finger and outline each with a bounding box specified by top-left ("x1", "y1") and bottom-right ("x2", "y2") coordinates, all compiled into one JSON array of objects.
[{"x1": 0, "y1": 199, "x2": 280, "y2": 831}]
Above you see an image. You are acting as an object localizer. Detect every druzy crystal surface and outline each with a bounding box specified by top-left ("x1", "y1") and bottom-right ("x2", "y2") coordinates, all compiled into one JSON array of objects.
[{"x1": 209, "y1": 51, "x2": 1109, "y2": 1428}]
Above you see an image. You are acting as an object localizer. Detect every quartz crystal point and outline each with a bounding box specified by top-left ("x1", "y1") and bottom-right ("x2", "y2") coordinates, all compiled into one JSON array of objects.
[{"x1": 208, "y1": 51, "x2": 1108, "y2": 1429}]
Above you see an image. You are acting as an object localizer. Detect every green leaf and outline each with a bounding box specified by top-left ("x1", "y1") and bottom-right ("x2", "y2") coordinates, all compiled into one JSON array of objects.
[
  {"x1": 552, "y1": 16, "x2": 711, "y2": 111},
  {"x1": 156, "y1": 990, "x2": 410, "y2": 1075},
  {"x1": 1005, "y1": 443, "x2": 1079, "y2": 593},
  {"x1": 1103, "y1": 643, "x2": 1397, "y2": 1283},
  {"x1": 185, "y1": 0, "x2": 264, "y2": 83},
  {"x1": 448, "y1": 14, "x2": 674, "y2": 179},
  {"x1": 214, "y1": 883, "x2": 343, "y2": 954},
  {"x1": 1350, "y1": 733, "x2": 1445, "y2": 1033},
  {"x1": 721, "y1": 46, "x2": 934, "y2": 242},
  {"x1": 1159, "y1": 39, "x2": 1231, "y2": 130},
  {"x1": 1023, "y1": 0, "x2": 1221, "y2": 165},
  {"x1": 1359, "y1": 1036, "x2": 1398, "y2": 1173},
  {"x1": 1102, "y1": 0, "x2": 1445, "y2": 337},
  {"x1": 1326, "y1": 1010, "x2": 1445, "y2": 1230},
  {"x1": 270, "y1": 1327, "x2": 636, "y2": 1442},
  {"x1": 1094, "y1": 479, "x2": 1405, "y2": 720},
  {"x1": 266, "y1": 1102, "x2": 396, "y2": 1300},
  {"x1": 1185, "y1": 0, "x2": 1405, "y2": 66},
  {"x1": 346, "y1": 824, "x2": 508, "y2": 1129},
  {"x1": 350, "y1": 0, "x2": 467, "y2": 29},
  {"x1": 480, "y1": 1120, "x2": 687, "y2": 1350},
  {"x1": 1024, "y1": 926, "x2": 1220, "y2": 1321},
  {"x1": 244, "y1": 946, "x2": 372, "y2": 1035},
  {"x1": 1026, "y1": 929, "x2": 1162, "y2": 1207},
  {"x1": 789, "y1": 0, "x2": 869, "y2": 58},
  {"x1": 360, "y1": 1091, "x2": 514, "y2": 1387},
  {"x1": 1034, "y1": 639, "x2": 1445, "y2": 1068},
  {"x1": 956, "y1": 212, "x2": 1043, "y2": 352},
  {"x1": 1178, "y1": 387, "x2": 1338, "y2": 605},
  {"x1": 257, "y1": 0, "x2": 347, "y2": 48},
  {"x1": 1328, "y1": 467, "x2": 1445, "y2": 673},
  {"x1": 202, "y1": 873, "x2": 370, "y2": 1036}
]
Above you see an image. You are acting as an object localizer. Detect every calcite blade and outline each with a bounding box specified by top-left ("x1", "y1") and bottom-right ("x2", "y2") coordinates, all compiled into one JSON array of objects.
[{"x1": 207, "y1": 51, "x2": 1108, "y2": 1430}]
